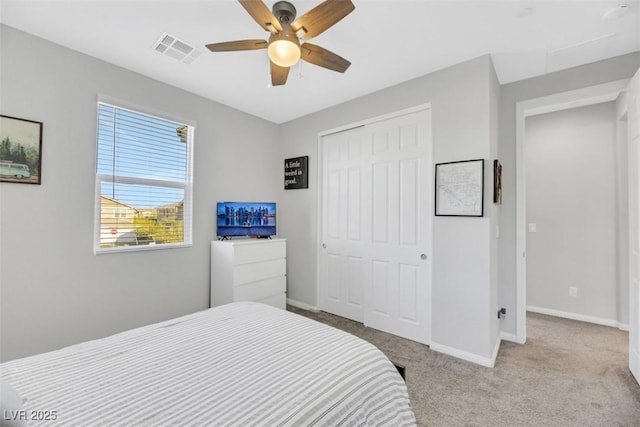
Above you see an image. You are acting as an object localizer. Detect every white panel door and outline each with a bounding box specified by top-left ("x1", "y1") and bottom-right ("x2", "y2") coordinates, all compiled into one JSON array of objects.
[
  {"x1": 319, "y1": 108, "x2": 432, "y2": 344},
  {"x1": 320, "y1": 126, "x2": 367, "y2": 321},
  {"x1": 363, "y1": 110, "x2": 432, "y2": 344},
  {"x1": 627, "y1": 68, "x2": 640, "y2": 385}
]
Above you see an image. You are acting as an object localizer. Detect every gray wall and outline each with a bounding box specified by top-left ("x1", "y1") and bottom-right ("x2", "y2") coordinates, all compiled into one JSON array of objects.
[
  {"x1": 4, "y1": 22, "x2": 637, "y2": 364},
  {"x1": 0, "y1": 25, "x2": 281, "y2": 361},
  {"x1": 489, "y1": 59, "x2": 501, "y2": 351},
  {"x1": 615, "y1": 94, "x2": 630, "y2": 326},
  {"x1": 279, "y1": 55, "x2": 500, "y2": 361},
  {"x1": 525, "y1": 102, "x2": 620, "y2": 322},
  {"x1": 498, "y1": 52, "x2": 640, "y2": 335}
]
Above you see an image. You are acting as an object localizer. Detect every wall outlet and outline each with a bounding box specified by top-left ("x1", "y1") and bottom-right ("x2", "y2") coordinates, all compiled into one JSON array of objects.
[{"x1": 569, "y1": 286, "x2": 578, "y2": 297}]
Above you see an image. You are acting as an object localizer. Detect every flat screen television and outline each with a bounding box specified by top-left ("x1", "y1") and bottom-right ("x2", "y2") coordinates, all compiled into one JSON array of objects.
[{"x1": 216, "y1": 202, "x2": 276, "y2": 239}]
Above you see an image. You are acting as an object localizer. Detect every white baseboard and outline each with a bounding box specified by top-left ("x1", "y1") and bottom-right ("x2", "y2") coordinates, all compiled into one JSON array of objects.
[
  {"x1": 500, "y1": 331, "x2": 522, "y2": 344},
  {"x1": 286, "y1": 298, "x2": 320, "y2": 313},
  {"x1": 430, "y1": 341, "x2": 497, "y2": 368},
  {"x1": 631, "y1": 347, "x2": 640, "y2": 385},
  {"x1": 527, "y1": 305, "x2": 629, "y2": 331},
  {"x1": 491, "y1": 336, "x2": 501, "y2": 365}
]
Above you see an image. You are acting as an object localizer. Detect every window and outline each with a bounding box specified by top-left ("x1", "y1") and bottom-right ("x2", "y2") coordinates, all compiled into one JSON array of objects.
[{"x1": 95, "y1": 102, "x2": 193, "y2": 252}]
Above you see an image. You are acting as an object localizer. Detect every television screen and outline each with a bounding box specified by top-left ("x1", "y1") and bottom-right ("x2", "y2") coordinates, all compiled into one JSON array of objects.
[{"x1": 216, "y1": 202, "x2": 276, "y2": 238}]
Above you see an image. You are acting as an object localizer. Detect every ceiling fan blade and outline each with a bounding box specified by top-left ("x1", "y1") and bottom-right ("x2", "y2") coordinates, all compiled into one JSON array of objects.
[
  {"x1": 206, "y1": 39, "x2": 268, "y2": 52},
  {"x1": 300, "y1": 43, "x2": 351, "y2": 73},
  {"x1": 270, "y1": 61, "x2": 290, "y2": 86},
  {"x1": 238, "y1": 0, "x2": 283, "y2": 33},
  {"x1": 291, "y1": 0, "x2": 355, "y2": 40}
]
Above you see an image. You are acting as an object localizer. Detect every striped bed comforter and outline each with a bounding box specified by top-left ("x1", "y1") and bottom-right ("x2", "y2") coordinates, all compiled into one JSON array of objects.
[{"x1": 1, "y1": 302, "x2": 416, "y2": 426}]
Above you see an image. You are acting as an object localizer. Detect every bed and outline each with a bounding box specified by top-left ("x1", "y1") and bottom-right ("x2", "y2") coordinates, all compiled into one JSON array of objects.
[{"x1": 0, "y1": 302, "x2": 416, "y2": 426}]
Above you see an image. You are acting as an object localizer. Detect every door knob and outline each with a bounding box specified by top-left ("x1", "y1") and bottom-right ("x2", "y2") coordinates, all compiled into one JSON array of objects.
[{"x1": 420, "y1": 253, "x2": 427, "y2": 260}]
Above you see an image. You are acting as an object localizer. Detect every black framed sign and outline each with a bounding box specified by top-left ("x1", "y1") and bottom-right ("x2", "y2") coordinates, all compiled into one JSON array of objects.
[
  {"x1": 284, "y1": 156, "x2": 308, "y2": 190},
  {"x1": 0, "y1": 115, "x2": 43, "y2": 185},
  {"x1": 435, "y1": 159, "x2": 484, "y2": 217}
]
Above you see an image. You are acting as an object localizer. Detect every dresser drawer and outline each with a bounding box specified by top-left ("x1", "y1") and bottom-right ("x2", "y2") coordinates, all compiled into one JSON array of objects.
[
  {"x1": 233, "y1": 240, "x2": 286, "y2": 265},
  {"x1": 210, "y1": 239, "x2": 287, "y2": 308},
  {"x1": 233, "y1": 258, "x2": 285, "y2": 286},
  {"x1": 233, "y1": 276, "x2": 286, "y2": 301}
]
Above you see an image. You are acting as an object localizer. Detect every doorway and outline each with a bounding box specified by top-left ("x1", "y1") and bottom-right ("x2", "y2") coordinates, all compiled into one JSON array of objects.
[
  {"x1": 524, "y1": 102, "x2": 622, "y2": 325},
  {"x1": 515, "y1": 80, "x2": 630, "y2": 343}
]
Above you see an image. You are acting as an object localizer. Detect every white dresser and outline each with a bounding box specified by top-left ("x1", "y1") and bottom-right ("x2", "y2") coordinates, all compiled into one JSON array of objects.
[{"x1": 210, "y1": 238, "x2": 286, "y2": 309}]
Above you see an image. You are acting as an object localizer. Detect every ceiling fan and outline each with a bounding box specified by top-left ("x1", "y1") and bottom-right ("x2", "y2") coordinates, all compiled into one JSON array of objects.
[{"x1": 206, "y1": 0, "x2": 355, "y2": 86}]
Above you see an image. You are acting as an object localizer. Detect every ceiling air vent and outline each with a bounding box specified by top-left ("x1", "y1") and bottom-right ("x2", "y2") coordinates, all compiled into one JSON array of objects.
[{"x1": 153, "y1": 32, "x2": 201, "y2": 64}]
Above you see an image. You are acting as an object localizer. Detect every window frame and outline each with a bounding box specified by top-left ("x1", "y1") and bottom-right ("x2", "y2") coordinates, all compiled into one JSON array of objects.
[{"x1": 93, "y1": 96, "x2": 195, "y2": 254}]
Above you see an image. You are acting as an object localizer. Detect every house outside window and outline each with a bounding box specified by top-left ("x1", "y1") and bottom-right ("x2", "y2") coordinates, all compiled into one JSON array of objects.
[{"x1": 95, "y1": 101, "x2": 194, "y2": 253}]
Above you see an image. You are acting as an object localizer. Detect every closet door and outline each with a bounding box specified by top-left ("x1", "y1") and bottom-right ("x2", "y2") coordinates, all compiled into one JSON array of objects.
[
  {"x1": 319, "y1": 108, "x2": 432, "y2": 344},
  {"x1": 363, "y1": 110, "x2": 432, "y2": 344},
  {"x1": 319, "y1": 126, "x2": 367, "y2": 322}
]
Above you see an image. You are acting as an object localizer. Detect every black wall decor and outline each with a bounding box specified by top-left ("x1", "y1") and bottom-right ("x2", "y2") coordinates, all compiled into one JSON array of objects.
[
  {"x1": 284, "y1": 156, "x2": 308, "y2": 190},
  {"x1": 493, "y1": 159, "x2": 502, "y2": 204}
]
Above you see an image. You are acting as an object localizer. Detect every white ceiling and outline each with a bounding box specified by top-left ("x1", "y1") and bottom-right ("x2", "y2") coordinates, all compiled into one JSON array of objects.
[{"x1": 1, "y1": 0, "x2": 638, "y2": 123}]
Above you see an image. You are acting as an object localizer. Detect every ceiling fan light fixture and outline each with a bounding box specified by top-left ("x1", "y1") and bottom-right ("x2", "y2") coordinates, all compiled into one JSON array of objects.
[{"x1": 268, "y1": 39, "x2": 301, "y2": 67}]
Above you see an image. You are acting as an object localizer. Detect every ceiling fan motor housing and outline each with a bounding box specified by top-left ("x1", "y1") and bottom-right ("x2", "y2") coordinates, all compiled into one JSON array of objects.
[{"x1": 272, "y1": 1, "x2": 297, "y2": 23}]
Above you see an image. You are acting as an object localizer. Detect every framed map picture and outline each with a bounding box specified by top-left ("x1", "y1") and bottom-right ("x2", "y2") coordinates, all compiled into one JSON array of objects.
[
  {"x1": 435, "y1": 159, "x2": 484, "y2": 217},
  {"x1": 0, "y1": 115, "x2": 43, "y2": 185}
]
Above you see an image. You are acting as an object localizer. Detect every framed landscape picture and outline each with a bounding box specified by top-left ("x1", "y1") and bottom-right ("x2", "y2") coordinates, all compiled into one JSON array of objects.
[{"x1": 0, "y1": 115, "x2": 43, "y2": 184}]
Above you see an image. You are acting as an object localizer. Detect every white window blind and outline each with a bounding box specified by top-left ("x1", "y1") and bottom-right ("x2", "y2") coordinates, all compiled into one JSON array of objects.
[{"x1": 95, "y1": 102, "x2": 193, "y2": 252}]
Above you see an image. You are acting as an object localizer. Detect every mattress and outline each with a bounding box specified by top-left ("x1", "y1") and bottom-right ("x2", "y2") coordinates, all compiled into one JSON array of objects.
[{"x1": 1, "y1": 302, "x2": 416, "y2": 426}]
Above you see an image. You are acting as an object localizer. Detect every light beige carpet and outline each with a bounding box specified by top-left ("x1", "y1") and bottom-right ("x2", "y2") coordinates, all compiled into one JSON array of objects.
[{"x1": 288, "y1": 307, "x2": 640, "y2": 426}]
